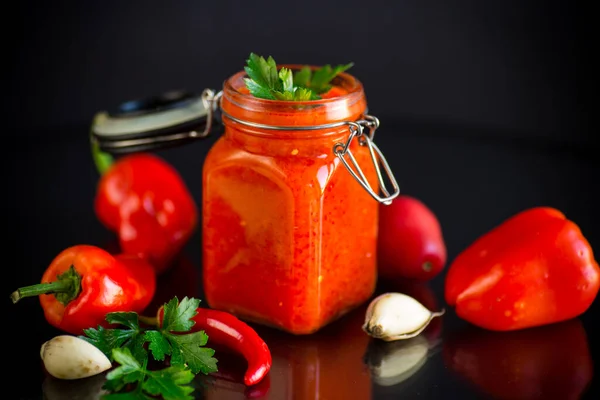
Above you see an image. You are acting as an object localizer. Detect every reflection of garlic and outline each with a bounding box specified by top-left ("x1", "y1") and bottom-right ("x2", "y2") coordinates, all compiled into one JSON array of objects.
[
  {"x1": 42, "y1": 373, "x2": 108, "y2": 400},
  {"x1": 40, "y1": 335, "x2": 112, "y2": 380},
  {"x1": 365, "y1": 334, "x2": 431, "y2": 386},
  {"x1": 362, "y1": 292, "x2": 444, "y2": 341}
]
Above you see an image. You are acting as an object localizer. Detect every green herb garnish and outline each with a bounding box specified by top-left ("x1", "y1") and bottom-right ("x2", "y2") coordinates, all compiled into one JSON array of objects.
[
  {"x1": 244, "y1": 52, "x2": 353, "y2": 101},
  {"x1": 80, "y1": 296, "x2": 217, "y2": 399},
  {"x1": 103, "y1": 348, "x2": 195, "y2": 400}
]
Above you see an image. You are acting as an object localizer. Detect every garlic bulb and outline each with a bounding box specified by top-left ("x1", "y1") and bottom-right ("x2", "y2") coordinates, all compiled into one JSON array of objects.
[
  {"x1": 40, "y1": 335, "x2": 112, "y2": 380},
  {"x1": 362, "y1": 292, "x2": 445, "y2": 341}
]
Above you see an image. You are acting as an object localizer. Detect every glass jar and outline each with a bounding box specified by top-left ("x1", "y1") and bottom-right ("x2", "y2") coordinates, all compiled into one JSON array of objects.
[
  {"x1": 202, "y1": 67, "x2": 397, "y2": 334},
  {"x1": 89, "y1": 67, "x2": 399, "y2": 335}
]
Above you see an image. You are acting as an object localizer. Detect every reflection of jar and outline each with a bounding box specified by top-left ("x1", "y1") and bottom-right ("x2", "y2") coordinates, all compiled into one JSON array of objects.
[
  {"x1": 201, "y1": 305, "x2": 372, "y2": 399},
  {"x1": 90, "y1": 66, "x2": 398, "y2": 335},
  {"x1": 203, "y1": 68, "x2": 397, "y2": 334}
]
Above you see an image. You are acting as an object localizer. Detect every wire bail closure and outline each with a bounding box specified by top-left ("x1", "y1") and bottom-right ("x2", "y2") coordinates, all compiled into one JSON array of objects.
[
  {"x1": 332, "y1": 116, "x2": 400, "y2": 205},
  {"x1": 220, "y1": 95, "x2": 400, "y2": 205}
]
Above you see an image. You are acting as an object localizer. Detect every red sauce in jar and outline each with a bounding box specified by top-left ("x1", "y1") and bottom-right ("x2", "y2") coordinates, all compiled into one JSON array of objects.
[{"x1": 202, "y1": 67, "x2": 379, "y2": 334}]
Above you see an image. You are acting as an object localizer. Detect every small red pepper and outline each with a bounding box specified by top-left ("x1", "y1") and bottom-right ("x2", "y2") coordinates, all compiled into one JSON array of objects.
[
  {"x1": 377, "y1": 195, "x2": 447, "y2": 281},
  {"x1": 155, "y1": 306, "x2": 272, "y2": 386},
  {"x1": 93, "y1": 152, "x2": 198, "y2": 274},
  {"x1": 10, "y1": 245, "x2": 156, "y2": 335},
  {"x1": 445, "y1": 207, "x2": 600, "y2": 331}
]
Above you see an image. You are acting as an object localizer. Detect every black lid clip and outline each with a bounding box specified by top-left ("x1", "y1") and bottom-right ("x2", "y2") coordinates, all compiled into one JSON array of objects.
[{"x1": 91, "y1": 89, "x2": 222, "y2": 154}]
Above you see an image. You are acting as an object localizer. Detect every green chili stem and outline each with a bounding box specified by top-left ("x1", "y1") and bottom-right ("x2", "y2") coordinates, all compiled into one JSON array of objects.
[
  {"x1": 91, "y1": 134, "x2": 114, "y2": 176},
  {"x1": 138, "y1": 315, "x2": 159, "y2": 327},
  {"x1": 11, "y1": 281, "x2": 73, "y2": 304}
]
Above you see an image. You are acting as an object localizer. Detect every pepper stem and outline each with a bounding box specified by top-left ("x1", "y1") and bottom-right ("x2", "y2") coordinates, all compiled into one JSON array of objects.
[
  {"x1": 10, "y1": 265, "x2": 82, "y2": 305},
  {"x1": 138, "y1": 315, "x2": 158, "y2": 326},
  {"x1": 90, "y1": 121, "x2": 114, "y2": 175}
]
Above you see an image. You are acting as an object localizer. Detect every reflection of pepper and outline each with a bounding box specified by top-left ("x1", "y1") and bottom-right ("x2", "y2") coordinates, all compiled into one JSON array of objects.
[
  {"x1": 443, "y1": 318, "x2": 593, "y2": 400},
  {"x1": 445, "y1": 207, "x2": 600, "y2": 331},
  {"x1": 155, "y1": 307, "x2": 271, "y2": 386},
  {"x1": 200, "y1": 351, "x2": 271, "y2": 398},
  {"x1": 93, "y1": 151, "x2": 197, "y2": 274},
  {"x1": 10, "y1": 245, "x2": 156, "y2": 335}
]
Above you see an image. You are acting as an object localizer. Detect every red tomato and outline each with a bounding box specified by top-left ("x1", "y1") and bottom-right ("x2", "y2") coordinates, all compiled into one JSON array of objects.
[{"x1": 377, "y1": 195, "x2": 447, "y2": 281}]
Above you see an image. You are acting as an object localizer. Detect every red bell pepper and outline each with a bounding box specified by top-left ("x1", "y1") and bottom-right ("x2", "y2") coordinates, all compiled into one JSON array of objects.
[
  {"x1": 10, "y1": 245, "x2": 156, "y2": 335},
  {"x1": 445, "y1": 207, "x2": 600, "y2": 331},
  {"x1": 93, "y1": 152, "x2": 197, "y2": 274}
]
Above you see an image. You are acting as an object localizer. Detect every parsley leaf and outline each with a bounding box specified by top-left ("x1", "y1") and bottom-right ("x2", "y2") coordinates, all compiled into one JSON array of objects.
[
  {"x1": 306, "y1": 63, "x2": 354, "y2": 94},
  {"x1": 244, "y1": 53, "x2": 281, "y2": 93},
  {"x1": 144, "y1": 330, "x2": 169, "y2": 362},
  {"x1": 243, "y1": 53, "x2": 352, "y2": 101},
  {"x1": 81, "y1": 312, "x2": 148, "y2": 364},
  {"x1": 293, "y1": 66, "x2": 312, "y2": 87},
  {"x1": 161, "y1": 296, "x2": 199, "y2": 332},
  {"x1": 79, "y1": 296, "x2": 218, "y2": 399},
  {"x1": 152, "y1": 297, "x2": 218, "y2": 375},
  {"x1": 166, "y1": 331, "x2": 217, "y2": 374},
  {"x1": 103, "y1": 348, "x2": 195, "y2": 400}
]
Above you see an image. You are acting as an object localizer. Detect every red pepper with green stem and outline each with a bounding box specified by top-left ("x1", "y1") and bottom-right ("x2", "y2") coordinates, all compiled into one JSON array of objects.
[
  {"x1": 140, "y1": 306, "x2": 272, "y2": 386},
  {"x1": 92, "y1": 142, "x2": 198, "y2": 274},
  {"x1": 10, "y1": 244, "x2": 156, "y2": 335}
]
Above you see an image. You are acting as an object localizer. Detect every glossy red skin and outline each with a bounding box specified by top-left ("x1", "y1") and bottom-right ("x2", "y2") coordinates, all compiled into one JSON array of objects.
[
  {"x1": 40, "y1": 245, "x2": 156, "y2": 335},
  {"x1": 202, "y1": 352, "x2": 272, "y2": 399},
  {"x1": 158, "y1": 307, "x2": 271, "y2": 386},
  {"x1": 443, "y1": 318, "x2": 593, "y2": 400},
  {"x1": 377, "y1": 195, "x2": 447, "y2": 280},
  {"x1": 445, "y1": 207, "x2": 600, "y2": 331},
  {"x1": 94, "y1": 153, "x2": 197, "y2": 274}
]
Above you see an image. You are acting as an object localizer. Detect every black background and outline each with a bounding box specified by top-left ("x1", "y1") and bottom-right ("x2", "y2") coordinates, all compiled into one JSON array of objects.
[{"x1": 2, "y1": 1, "x2": 598, "y2": 399}]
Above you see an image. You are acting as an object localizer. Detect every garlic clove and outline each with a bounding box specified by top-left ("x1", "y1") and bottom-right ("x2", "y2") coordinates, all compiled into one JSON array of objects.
[
  {"x1": 362, "y1": 292, "x2": 445, "y2": 341},
  {"x1": 365, "y1": 334, "x2": 430, "y2": 386},
  {"x1": 40, "y1": 335, "x2": 112, "y2": 380}
]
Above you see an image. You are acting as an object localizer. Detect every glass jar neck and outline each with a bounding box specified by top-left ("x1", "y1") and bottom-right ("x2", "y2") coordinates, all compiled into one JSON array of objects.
[{"x1": 220, "y1": 66, "x2": 367, "y2": 139}]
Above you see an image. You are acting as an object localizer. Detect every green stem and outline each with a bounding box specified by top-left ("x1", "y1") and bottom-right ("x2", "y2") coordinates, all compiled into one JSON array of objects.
[
  {"x1": 11, "y1": 265, "x2": 82, "y2": 306},
  {"x1": 138, "y1": 315, "x2": 159, "y2": 327},
  {"x1": 90, "y1": 133, "x2": 114, "y2": 176}
]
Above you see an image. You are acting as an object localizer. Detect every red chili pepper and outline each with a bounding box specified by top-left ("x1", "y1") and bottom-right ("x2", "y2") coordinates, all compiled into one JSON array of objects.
[
  {"x1": 10, "y1": 245, "x2": 156, "y2": 335},
  {"x1": 156, "y1": 306, "x2": 271, "y2": 386},
  {"x1": 93, "y1": 152, "x2": 197, "y2": 274},
  {"x1": 445, "y1": 207, "x2": 600, "y2": 331}
]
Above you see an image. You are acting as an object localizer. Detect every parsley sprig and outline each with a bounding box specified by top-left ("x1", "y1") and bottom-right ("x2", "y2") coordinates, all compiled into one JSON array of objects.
[
  {"x1": 80, "y1": 296, "x2": 217, "y2": 399},
  {"x1": 244, "y1": 52, "x2": 353, "y2": 101},
  {"x1": 103, "y1": 348, "x2": 195, "y2": 400}
]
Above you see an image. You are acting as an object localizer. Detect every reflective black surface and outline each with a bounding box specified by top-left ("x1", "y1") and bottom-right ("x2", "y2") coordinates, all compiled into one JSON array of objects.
[{"x1": 3, "y1": 124, "x2": 598, "y2": 400}]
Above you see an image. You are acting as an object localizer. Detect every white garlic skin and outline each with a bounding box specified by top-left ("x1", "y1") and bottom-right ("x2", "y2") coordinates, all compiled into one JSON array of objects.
[
  {"x1": 362, "y1": 292, "x2": 444, "y2": 341},
  {"x1": 40, "y1": 335, "x2": 112, "y2": 380}
]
